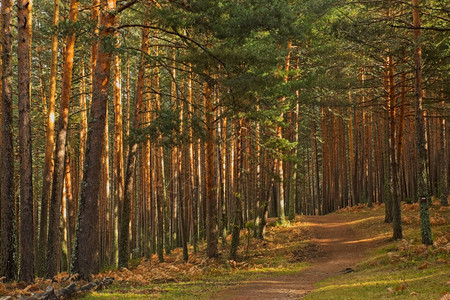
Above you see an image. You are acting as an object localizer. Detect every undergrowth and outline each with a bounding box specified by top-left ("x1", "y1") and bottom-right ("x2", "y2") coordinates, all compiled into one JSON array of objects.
[
  {"x1": 304, "y1": 200, "x2": 450, "y2": 300},
  {"x1": 1, "y1": 200, "x2": 447, "y2": 299}
]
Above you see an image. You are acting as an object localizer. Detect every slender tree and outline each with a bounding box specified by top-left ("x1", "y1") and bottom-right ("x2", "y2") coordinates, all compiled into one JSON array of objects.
[
  {"x1": 37, "y1": 0, "x2": 59, "y2": 277},
  {"x1": 205, "y1": 82, "x2": 219, "y2": 258},
  {"x1": 47, "y1": 0, "x2": 79, "y2": 278},
  {"x1": 230, "y1": 120, "x2": 242, "y2": 261},
  {"x1": 412, "y1": 0, "x2": 432, "y2": 245},
  {"x1": 118, "y1": 23, "x2": 149, "y2": 268},
  {"x1": 0, "y1": 0, "x2": 17, "y2": 282},
  {"x1": 17, "y1": 0, "x2": 34, "y2": 283},
  {"x1": 112, "y1": 29, "x2": 123, "y2": 266}
]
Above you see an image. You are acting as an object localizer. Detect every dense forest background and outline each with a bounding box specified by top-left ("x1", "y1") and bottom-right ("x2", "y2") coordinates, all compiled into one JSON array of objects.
[{"x1": 0, "y1": 0, "x2": 448, "y2": 283}]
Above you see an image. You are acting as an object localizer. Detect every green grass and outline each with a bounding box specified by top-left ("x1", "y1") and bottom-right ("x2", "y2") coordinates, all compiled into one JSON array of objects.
[
  {"x1": 83, "y1": 262, "x2": 310, "y2": 299},
  {"x1": 303, "y1": 263, "x2": 448, "y2": 300},
  {"x1": 304, "y1": 203, "x2": 450, "y2": 300},
  {"x1": 82, "y1": 203, "x2": 450, "y2": 299}
]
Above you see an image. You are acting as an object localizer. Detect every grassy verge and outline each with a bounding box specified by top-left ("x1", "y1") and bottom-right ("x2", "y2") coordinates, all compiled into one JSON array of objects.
[
  {"x1": 83, "y1": 262, "x2": 310, "y2": 300},
  {"x1": 83, "y1": 202, "x2": 449, "y2": 299},
  {"x1": 81, "y1": 218, "x2": 312, "y2": 299},
  {"x1": 304, "y1": 202, "x2": 450, "y2": 300}
]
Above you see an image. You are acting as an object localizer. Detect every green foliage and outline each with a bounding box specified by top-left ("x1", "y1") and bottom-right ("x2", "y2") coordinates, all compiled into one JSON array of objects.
[{"x1": 129, "y1": 107, "x2": 181, "y2": 147}]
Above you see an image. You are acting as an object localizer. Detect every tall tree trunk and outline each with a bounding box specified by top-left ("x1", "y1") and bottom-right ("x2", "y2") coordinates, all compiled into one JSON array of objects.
[
  {"x1": 99, "y1": 100, "x2": 110, "y2": 268},
  {"x1": 397, "y1": 73, "x2": 407, "y2": 202},
  {"x1": 388, "y1": 55, "x2": 402, "y2": 240},
  {"x1": 72, "y1": 0, "x2": 116, "y2": 279},
  {"x1": 17, "y1": 0, "x2": 34, "y2": 283},
  {"x1": 288, "y1": 105, "x2": 299, "y2": 220},
  {"x1": 367, "y1": 111, "x2": 374, "y2": 208},
  {"x1": 0, "y1": 0, "x2": 17, "y2": 282},
  {"x1": 348, "y1": 92, "x2": 355, "y2": 207},
  {"x1": 46, "y1": 0, "x2": 79, "y2": 278},
  {"x1": 230, "y1": 120, "x2": 242, "y2": 261},
  {"x1": 63, "y1": 150, "x2": 74, "y2": 270},
  {"x1": 412, "y1": 0, "x2": 432, "y2": 245},
  {"x1": 113, "y1": 32, "x2": 123, "y2": 266},
  {"x1": 275, "y1": 41, "x2": 292, "y2": 222},
  {"x1": 205, "y1": 82, "x2": 218, "y2": 258},
  {"x1": 38, "y1": 0, "x2": 59, "y2": 277},
  {"x1": 118, "y1": 23, "x2": 149, "y2": 268},
  {"x1": 180, "y1": 63, "x2": 190, "y2": 262},
  {"x1": 440, "y1": 96, "x2": 448, "y2": 206}
]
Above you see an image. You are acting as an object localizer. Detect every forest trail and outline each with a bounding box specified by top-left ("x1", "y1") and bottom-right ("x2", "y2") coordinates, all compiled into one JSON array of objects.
[{"x1": 213, "y1": 214, "x2": 388, "y2": 299}]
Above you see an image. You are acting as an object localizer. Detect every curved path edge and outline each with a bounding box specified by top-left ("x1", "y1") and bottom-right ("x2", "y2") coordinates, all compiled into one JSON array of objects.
[{"x1": 213, "y1": 214, "x2": 388, "y2": 299}]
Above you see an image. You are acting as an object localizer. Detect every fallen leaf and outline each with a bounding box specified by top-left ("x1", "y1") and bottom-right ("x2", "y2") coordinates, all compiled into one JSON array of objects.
[
  {"x1": 0, "y1": 282, "x2": 7, "y2": 294},
  {"x1": 418, "y1": 261, "x2": 428, "y2": 270},
  {"x1": 395, "y1": 283, "x2": 407, "y2": 291}
]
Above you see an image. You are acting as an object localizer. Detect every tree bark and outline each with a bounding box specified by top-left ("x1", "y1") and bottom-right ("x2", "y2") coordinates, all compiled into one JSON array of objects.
[
  {"x1": 118, "y1": 23, "x2": 149, "y2": 268},
  {"x1": 46, "y1": 0, "x2": 79, "y2": 278},
  {"x1": 230, "y1": 120, "x2": 242, "y2": 261},
  {"x1": 0, "y1": 0, "x2": 17, "y2": 282},
  {"x1": 112, "y1": 30, "x2": 123, "y2": 266},
  {"x1": 38, "y1": 0, "x2": 59, "y2": 277},
  {"x1": 387, "y1": 55, "x2": 402, "y2": 240},
  {"x1": 205, "y1": 82, "x2": 218, "y2": 258},
  {"x1": 73, "y1": 0, "x2": 116, "y2": 279},
  {"x1": 412, "y1": 0, "x2": 432, "y2": 245},
  {"x1": 17, "y1": 0, "x2": 34, "y2": 283}
]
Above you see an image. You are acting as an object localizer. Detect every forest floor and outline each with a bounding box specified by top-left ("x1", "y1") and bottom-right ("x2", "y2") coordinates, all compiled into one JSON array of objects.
[
  {"x1": 1, "y1": 201, "x2": 448, "y2": 299},
  {"x1": 84, "y1": 200, "x2": 449, "y2": 300},
  {"x1": 213, "y1": 213, "x2": 388, "y2": 299}
]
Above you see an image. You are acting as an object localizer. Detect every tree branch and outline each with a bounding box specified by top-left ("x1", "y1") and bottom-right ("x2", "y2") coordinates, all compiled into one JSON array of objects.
[
  {"x1": 389, "y1": 24, "x2": 450, "y2": 31},
  {"x1": 117, "y1": 0, "x2": 139, "y2": 13},
  {"x1": 118, "y1": 24, "x2": 229, "y2": 74}
]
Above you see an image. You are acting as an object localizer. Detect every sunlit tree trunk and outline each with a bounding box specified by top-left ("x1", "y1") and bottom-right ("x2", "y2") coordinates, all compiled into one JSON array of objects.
[
  {"x1": 99, "y1": 101, "x2": 110, "y2": 267},
  {"x1": 63, "y1": 150, "x2": 74, "y2": 270},
  {"x1": 118, "y1": 23, "x2": 149, "y2": 268},
  {"x1": 89, "y1": 0, "x2": 100, "y2": 108},
  {"x1": 187, "y1": 64, "x2": 198, "y2": 252},
  {"x1": 46, "y1": 0, "x2": 79, "y2": 278},
  {"x1": 38, "y1": 0, "x2": 59, "y2": 276},
  {"x1": 180, "y1": 60, "x2": 189, "y2": 262},
  {"x1": 77, "y1": 62, "x2": 87, "y2": 223},
  {"x1": 112, "y1": 33, "x2": 123, "y2": 266},
  {"x1": 275, "y1": 41, "x2": 292, "y2": 223},
  {"x1": 73, "y1": 0, "x2": 116, "y2": 279}
]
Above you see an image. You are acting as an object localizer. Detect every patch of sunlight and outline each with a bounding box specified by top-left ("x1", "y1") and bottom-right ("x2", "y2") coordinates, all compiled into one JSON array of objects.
[
  {"x1": 315, "y1": 238, "x2": 342, "y2": 243},
  {"x1": 346, "y1": 216, "x2": 380, "y2": 225},
  {"x1": 84, "y1": 292, "x2": 149, "y2": 300},
  {"x1": 315, "y1": 271, "x2": 443, "y2": 292},
  {"x1": 342, "y1": 235, "x2": 387, "y2": 245}
]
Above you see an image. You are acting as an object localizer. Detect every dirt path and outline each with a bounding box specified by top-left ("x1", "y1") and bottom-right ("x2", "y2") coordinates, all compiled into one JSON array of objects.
[{"x1": 213, "y1": 214, "x2": 387, "y2": 299}]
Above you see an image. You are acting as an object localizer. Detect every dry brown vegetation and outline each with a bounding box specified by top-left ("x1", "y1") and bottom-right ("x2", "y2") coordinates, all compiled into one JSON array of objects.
[{"x1": 1, "y1": 200, "x2": 448, "y2": 299}]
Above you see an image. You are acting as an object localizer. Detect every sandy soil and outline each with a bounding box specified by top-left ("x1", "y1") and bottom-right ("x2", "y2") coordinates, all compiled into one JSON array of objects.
[{"x1": 213, "y1": 214, "x2": 388, "y2": 299}]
